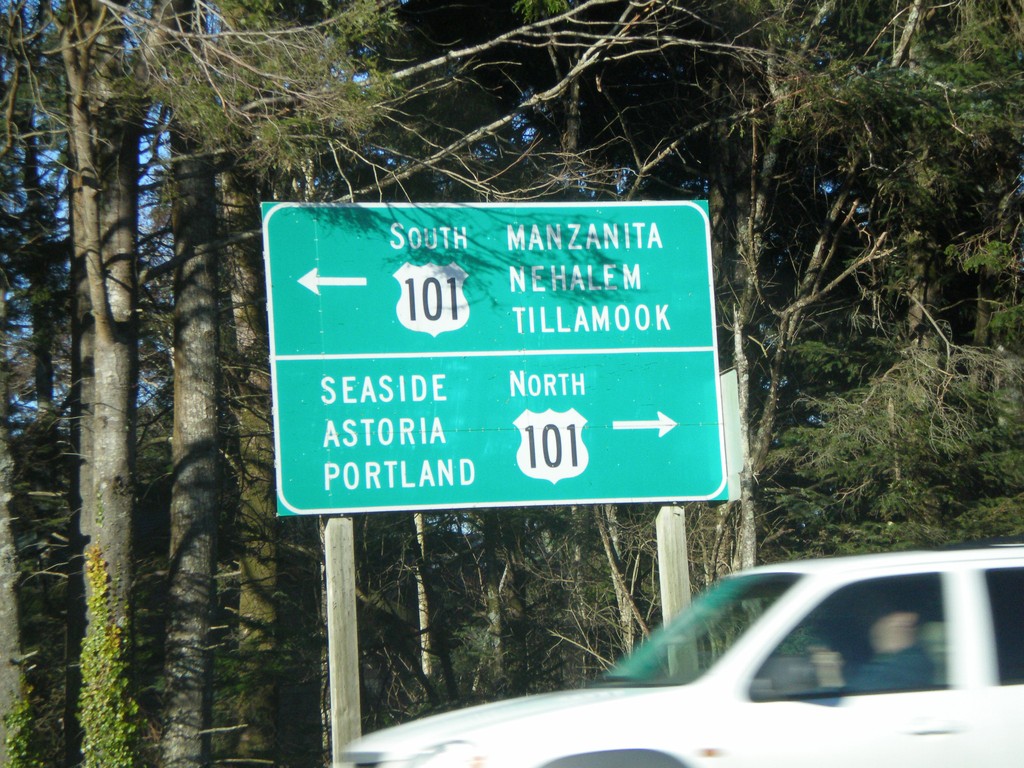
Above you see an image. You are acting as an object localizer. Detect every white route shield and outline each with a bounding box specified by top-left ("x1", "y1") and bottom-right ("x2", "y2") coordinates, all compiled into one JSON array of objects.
[
  {"x1": 393, "y1": 262, "x2": 470, "y2": 336},
  {"x1": 513, "y1": 408, "x2": 589, "y2": 484}
]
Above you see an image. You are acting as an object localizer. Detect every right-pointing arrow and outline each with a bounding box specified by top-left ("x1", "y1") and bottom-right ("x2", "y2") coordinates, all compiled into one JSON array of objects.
[{"x1": 612, "y1": 412, "x2": 677, "y2": 437}]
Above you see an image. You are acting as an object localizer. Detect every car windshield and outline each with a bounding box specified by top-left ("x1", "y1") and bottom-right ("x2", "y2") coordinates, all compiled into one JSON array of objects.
[{"x1": 600, "y1": 572, "x2": 802, "y2": 686}]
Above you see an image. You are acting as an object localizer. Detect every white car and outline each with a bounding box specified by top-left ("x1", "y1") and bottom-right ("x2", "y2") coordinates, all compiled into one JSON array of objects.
[{"x1": 342, "y1": 545, "x2": 1024, "y2": 768}]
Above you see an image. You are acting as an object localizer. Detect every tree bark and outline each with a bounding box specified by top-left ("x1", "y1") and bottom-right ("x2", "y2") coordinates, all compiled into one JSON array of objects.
[
  {"x1": 0, "y1": 279, "x2": 24, "y2": 767},
  {"x1": 62, "y1": 2, "x2": 140, "y2": 762},
  {"x1": 731, "y1": 313, "x2": 757, "y2": 571},
  {"x1": 223, "y1": 171, "x2": 280, "y2": 760},
  {"x1": 62, "y1": 0, "x2": 140, "y2": 622},
  {"x1": 161, "y1": 133, "x2": 220, "y2": 768},
  {"x1": 66, "y1": 216, "x2": 93, "y2": 767},
  {"x1": 413, "y1": 512, "x2": 434, "y2": 678},
  {"x1": 480, "y1": 516, "x2": 504, "y2": 692}
]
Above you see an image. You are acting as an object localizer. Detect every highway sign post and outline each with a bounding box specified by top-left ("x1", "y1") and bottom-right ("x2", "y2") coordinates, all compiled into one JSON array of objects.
[{"x1": 262, "y1": 201, "x2": 728, "y2": 515}]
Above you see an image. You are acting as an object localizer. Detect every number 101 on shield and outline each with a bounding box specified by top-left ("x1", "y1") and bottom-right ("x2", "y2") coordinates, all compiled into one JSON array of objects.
[
  {"x1": 393, "y1": 262, "x2": 470, "y2": 337},
  {"x1": 513, "y1": 409, "x2": 590, "y2": 484}
]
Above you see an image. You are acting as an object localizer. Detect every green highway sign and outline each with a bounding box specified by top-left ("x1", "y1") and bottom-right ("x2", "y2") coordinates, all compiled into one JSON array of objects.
[{"x1": 262, "y1": 201, "x2": 728, "y2": 515}]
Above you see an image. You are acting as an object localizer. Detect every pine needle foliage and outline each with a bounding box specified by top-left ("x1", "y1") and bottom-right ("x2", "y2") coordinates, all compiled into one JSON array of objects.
[
  {"x1": 769, "y1": 345, "x2": 1024, "y2": 555},
  {"x1": 141, "y1": 0, "x2": 398, "y2": 175}
]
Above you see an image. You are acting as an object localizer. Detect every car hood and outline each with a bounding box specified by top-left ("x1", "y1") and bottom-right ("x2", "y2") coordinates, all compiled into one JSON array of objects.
[{"x1": 343, "y1": 685, "x2": 666, "y2": 764}]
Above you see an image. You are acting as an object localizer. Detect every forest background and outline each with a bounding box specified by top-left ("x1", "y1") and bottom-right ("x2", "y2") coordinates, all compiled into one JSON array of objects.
[{"x1": 1, "y1": 0, "x2": 1022, "y2": 766}]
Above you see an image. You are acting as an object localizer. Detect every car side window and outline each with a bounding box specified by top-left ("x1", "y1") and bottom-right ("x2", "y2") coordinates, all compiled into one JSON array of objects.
[
  {"x1": 985, "y1": 567, "x2": 1024, "y2": 685},
  {"x1": 750, "y1": 573, "x2": 947, "y2": 701}
]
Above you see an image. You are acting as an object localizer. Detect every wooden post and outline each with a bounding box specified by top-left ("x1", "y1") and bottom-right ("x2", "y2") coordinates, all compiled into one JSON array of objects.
[
  {"x1": 656, "y1": 505, "x2": 697, "y2": 678},
  {"x1": 656, "y1": 505, "x2": 691, "y2": 623},
  {"x1": 325, "y1": 517, "x2": 361, "y2": 766}
]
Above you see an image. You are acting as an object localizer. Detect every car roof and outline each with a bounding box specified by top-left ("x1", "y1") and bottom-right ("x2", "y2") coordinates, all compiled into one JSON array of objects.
[{"x1": 743, "y1": 544, "x2": 1024, "y2": 578}]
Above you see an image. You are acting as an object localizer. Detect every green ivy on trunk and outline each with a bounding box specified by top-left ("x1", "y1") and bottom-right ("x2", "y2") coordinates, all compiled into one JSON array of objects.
[{"x1": 79, "y1": 547, "x2": 139, "y2": 768}]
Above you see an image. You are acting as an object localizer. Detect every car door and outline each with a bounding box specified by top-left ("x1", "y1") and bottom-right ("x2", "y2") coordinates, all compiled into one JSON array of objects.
[
  {"x1": 982, "y1": 566, "x2": 1024, "y2": 764},
  {"x1": 712, "y1": 571, "x2": 1005, "y2": 768}
]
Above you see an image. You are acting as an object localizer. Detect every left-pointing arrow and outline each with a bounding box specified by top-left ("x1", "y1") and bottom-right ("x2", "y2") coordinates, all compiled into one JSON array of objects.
[
  {"x1": 612, "y1": 411, "x2": 677, "y2": 437},
  {"x1": 298, "y1": 268, "x2": 368, "y2": 295}
]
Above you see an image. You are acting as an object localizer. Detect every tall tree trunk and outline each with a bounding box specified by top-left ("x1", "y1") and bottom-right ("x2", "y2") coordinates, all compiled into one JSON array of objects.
[
  {"x1": 710, "y1": 3, "x2": 842, "y2": 572},
  {"x1": 63, "y1": 4, "x2": 140, "y2": 617},
  {"x1": 62, "y1": 0, "x2": 140, "y2": 760},
  {"x1": 707, "y1": 58, "x2": 763, "y2": 573},
  {"x1": 479, "y1": 516, "x2": 504, "y2": 692},
  {"x1": 223, "y1": 172, "x2": 279, "y2": 759},
  {"x1": 87, "y1": 120, "x2": 139, "y2": 616},
  {"x1": 11, "y1": 90, "x2": 58, "y2": 764},
  {"x1": 731, "y1": 313, "x2": 757, "y2": 570},
  {"x1": 19, "y1": 112, "x2": 62, "y2": 457},
  {"x1": 0, "y1": 278, "x2": 24, "y2": 767},
  {"x1": 161, "y1": 132, "x2": 220, "y2": 768},
  {"x1": 66, "y1": 233, "x2": 92, "y2": 767},
  {"x1": 413, "y1": 512, "x2": 434, "y2": 678}
]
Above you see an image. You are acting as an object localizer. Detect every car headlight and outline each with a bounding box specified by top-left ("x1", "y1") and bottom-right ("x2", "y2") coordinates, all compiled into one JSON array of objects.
[{"x1": 410, "y1": 741, "x2": 487, "y2": 768}]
